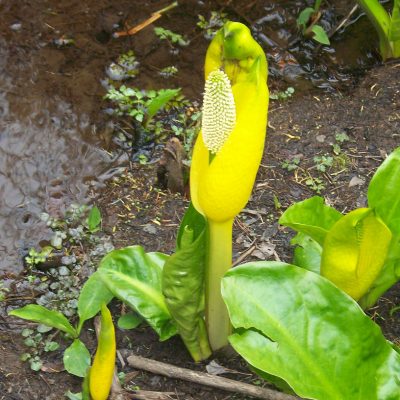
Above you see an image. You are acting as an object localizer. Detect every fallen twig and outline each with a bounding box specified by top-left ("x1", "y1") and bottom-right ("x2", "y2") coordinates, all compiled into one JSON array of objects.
[
  {"x1": 328, "y1": 4, "x2": 359, "y2": 39},
  {"x1": 130, "y1": 390, "x2": 177, "y2": 400},
  {"x1": 127, "y1": 354, "x2": 299, "y2": 400},
  {"x1": 113, "y1": 1, "x2": 178, "y2": 38},
  {"x1": 232, "y1": 244, "x2": 257, "y2": 267}
]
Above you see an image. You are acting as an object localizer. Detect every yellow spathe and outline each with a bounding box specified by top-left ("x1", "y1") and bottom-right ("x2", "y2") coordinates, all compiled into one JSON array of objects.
[
  {"x1": 191, "y1": 22, "x2": 269, "y2": 223},
  {"x1": 321, "y1": 208, "x2": 392, "y2": 301},
  {"x1": 89, "y1": 304, "x2": 116, "y2": 400}
]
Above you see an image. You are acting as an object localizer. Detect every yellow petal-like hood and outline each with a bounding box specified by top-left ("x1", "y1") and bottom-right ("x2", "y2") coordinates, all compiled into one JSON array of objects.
[{"x1": 190, "y1": 22, "x2": 269, "y2": 222}]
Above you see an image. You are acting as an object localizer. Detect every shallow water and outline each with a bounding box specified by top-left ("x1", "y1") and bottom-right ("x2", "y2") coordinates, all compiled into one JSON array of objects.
[
  {"x1": 0, "y1": 37, "x2": 119, "y2": 273},
  {"x1": 250, "y1": 0, "x2": 380, "y2": 90}
]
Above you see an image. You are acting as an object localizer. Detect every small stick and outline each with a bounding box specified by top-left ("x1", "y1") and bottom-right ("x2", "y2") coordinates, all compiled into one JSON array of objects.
[
  {"x1": 113, "y1": 1, "x2": 178, "y2": 38},
  {"x1": 232, "y1": 244, "x2": 257, "y2": 267},
  {"x1": 328, "y1": 4, "x2": 358, "y2": 39},
  {"x1": 127, "y1": 354, "x2": 299, "y2": 400},
  {"x1": 130, "y1": 390, "x2": 177, "y2": 399}
]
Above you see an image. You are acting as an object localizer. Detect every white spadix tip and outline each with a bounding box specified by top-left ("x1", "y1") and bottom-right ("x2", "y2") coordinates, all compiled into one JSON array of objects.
[{"x1": 202, "y1": 70, "x2": 236, "y2": 154}]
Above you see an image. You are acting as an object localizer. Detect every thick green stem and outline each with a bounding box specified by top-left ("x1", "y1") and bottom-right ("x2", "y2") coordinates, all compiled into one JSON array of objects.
[{"x1": 205, "y1": 219, "x2": 233, "y2": 351}]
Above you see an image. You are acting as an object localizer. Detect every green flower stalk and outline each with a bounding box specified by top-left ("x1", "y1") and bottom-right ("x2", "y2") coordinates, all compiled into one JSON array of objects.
[{"x1": 190, "y1": 21, "x2": 269, "y2": 351}]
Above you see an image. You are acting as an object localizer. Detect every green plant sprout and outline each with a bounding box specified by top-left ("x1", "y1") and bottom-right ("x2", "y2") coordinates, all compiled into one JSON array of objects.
[
  {"x1": 356, "y1": 0, "x2": 400, "y2": 60},
  {"x1": 159, "y1": 65, "x2": 178, "y2": 78},
  {"x1": 313, "y1": 154, "x2": 333, "y2": 172},
  {"x1": 25, "y1": 246, "x2": 53, "y2": 268},
  {"x1": 281, "y1": 156, "x2": 300, "y2": 171},
  {"x1": 197, "y1": 11, "x2": 228, "y2": 39},
  {"x1": 106, "y1": 50, "x2": 139, "y2": 81},
  {"x1": 297, "y1": 0, "x2": 330, "y2": 45},
  {"x1": 20, "y1": 327, "x2": 59, "y2": 371},
  {"x1": 305, "y1": 175, "x2": 325, "y2": 193},
  {"x1": 105, "y1": 86, "x2": 181, "y2": 124},
  {"x1": 270, "y1": 86, "x2": 295, "y2": 101},
  {"x1": 332, "y1": 131, "x2": 349, "y2": 155},
  {"x1": 154, "y1": 27, "x2": 189, "y2": 46},
  {"x1": 8, "y1": 204, "x2": 107, "y2": 376},
  {"x1": 105, "y1": 84, "x2": 199, "y2": 160}
]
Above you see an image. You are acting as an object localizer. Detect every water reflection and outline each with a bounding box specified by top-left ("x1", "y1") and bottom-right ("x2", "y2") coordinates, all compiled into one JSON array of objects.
[{"x1": 0, "y1": 39, "x2": 115, "y2": 273}]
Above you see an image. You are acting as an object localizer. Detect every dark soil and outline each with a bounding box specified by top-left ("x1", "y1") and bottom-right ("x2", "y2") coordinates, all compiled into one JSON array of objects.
[{"x1": 1, "y1": 0, "x2": 399, "y2": 399}]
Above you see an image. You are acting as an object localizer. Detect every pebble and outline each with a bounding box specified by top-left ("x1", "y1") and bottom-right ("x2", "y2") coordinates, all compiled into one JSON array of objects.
[
  {"x1": 349, "y1": 176, "x2": 365, "y2": 187},
  {"x1": 10, "y1": 22, "x2": 22, "y2": 31},
  {"x1": 143, "y1": 224, "x2": 157, "y2": 235},
  {"x1": 58, "y1": 266, "x2": 70, "y2": 276}
]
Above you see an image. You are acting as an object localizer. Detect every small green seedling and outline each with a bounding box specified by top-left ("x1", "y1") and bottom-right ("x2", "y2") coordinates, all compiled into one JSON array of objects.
[
  {"x1": 297, "y1": 0, "x2": 330, "y2": 45},
  {"x1": 197, "y1": 11, "x2": 228, "y2": 39},
  {"x1": 25, "y1": 246, "x2": 54, "y2": 268},
  {"x1": 159, "y1": 66, "x2": 178, "y2": 78},
  {"x1": 282, "y1": 156, "x2": 300, "y2": 171},
  {"x1": 154, "y1": 27, "x2": 189, "y2": 46},
  {"x1": 270, "y1": 87, "x2": 295, "y2": 101},
  {"x1": 313, "y1": 155, "x2": 333, "y2": 172},
  {"x1": 305, "y1": 176, "x2": 325, "y2": 193}
]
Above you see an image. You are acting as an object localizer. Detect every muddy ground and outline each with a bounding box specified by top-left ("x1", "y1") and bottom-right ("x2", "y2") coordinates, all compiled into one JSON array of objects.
[{"x1": 1, "y1": 0, "x2": 399, "y2": 399}]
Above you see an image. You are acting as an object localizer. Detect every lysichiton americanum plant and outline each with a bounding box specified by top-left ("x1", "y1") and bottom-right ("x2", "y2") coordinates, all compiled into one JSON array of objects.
[
  {"x1": 94, "y1": 20, "x2": 269, "y2": 361},
  {"x1": 279, "y1": 147, "x2": 400, "y2": 309},
  {"x1": 190, "y1": 21, "x2": 268, "y2": 351},
  {"x1": 8, "y1": 21, "x2": 400, "y2": 400}
]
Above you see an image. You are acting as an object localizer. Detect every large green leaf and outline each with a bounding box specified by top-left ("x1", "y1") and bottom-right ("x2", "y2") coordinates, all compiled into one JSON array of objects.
[
  {"x1": 356, "y1": 0, "x2": 393, "y2": 60},
  {"x1": 368, "y1": 147, "x2": 400, "y2": 260},
  {"x1": 9, "y1": 304, "x2": 77, "y2": 337},
  {"x1": 362, "y1": 148, "x2": 400, "y2": 307},
  {"x1": 321, "y1": 208, "x2": 391, "y2": 301},
  {"x1": 77, "y1": 271, "x2": 113, "y2": 333},
  {"x1": 291, "y1": 232, "x2": 322, "y2": 274},
  {"x1": 98, "y1": 246, "x2": 177, "y2": 341},
  {"x1": 389, "y1": 0, "x2": 400, "y2": 41},
  {"x1": 222, "y1": 262, "x2": 400, "y2": 400},
  {"x1": 63, "y1": 339, "x2": 91, "y2": 377},
  {"x1": 279, "y1": 196, "x2": 342, "y2": 245},
  {"x1": 162, "y1": 212, "x2": 210, "y2": 361}
]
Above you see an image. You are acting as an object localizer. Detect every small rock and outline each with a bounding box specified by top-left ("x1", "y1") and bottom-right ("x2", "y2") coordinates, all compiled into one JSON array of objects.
[
  {"x1": 10, "y1": 22, "x2": 22, "y2": 31},
  {"x1": 258, "y1": 242, "x2": 276, "y2": 254},
  {"x1": 316, "y1": 134, "x2": 326, "y2": 143},
  {"x1": 349, "y1": 176, "x2": 365, "y2": 187},
  {"x1": 61, "y1": 255, "x2": 76, "y2": 265},
  {"x1": 143, "y1": 224, "x2": 157, "y2": 235},
  {"x1": 252, "y1": 249, "x2": 266, "y2": 259},
  {"x1": 206, "y1": 360, "x2": 229, "y2": 375},
  {"x1": 58, "y1": 266, "x2": 70, "y2": 276}
]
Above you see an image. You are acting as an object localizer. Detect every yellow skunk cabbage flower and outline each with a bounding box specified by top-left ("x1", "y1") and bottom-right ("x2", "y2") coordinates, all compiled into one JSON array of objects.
[
  {"x1": 190, "y1": 21, "x2": 269, "y2": 351},
  {"x1": 321, "y1": 208, "x2": 392, "y2": 301},
  {"x1": 191, "y1": 23, "x2": 268, "y2": 222},
  {"x1": 89, "y1": 304, "x2": 116, "y2": 400}
]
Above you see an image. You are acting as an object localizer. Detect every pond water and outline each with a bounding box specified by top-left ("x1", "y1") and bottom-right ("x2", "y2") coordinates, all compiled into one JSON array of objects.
[
  {"x1": 0, "y1": 37, "x2": 121, "y2": 273},
  {"x1": 0, "y1": 0, "x2": 382, "y2": 274}
]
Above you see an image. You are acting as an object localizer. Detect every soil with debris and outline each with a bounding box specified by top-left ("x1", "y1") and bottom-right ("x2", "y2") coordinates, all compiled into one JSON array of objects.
[{"x1": 1, "y1": 0, "x2": 399, "y2": 399}]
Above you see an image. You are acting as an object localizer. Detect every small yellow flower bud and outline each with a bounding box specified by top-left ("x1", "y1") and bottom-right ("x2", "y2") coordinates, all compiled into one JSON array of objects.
[{"x1": 202, "y1": 70, "x2": 236, "y2": 155}]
